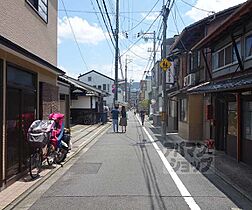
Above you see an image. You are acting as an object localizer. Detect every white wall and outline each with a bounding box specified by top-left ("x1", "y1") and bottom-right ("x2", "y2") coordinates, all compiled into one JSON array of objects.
[
  {"x1": 71, "y1": 96, "x2": 91, "y2": 109},
  {"x1": 79, "y1": 71, "x2": 114, "y2": 108}
]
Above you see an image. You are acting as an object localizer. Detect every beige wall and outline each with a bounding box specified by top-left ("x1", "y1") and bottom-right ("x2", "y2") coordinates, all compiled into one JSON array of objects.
[
  {"x1": 178, "y1": 95, "x2": 204, "y2": 141},
  {"x1": 0, "y1": 49, "x2": 57, "y2": 86},
  {"x1": 188, "y1": 95, "x2": 203, "y2": 141},
  {"x1": 0, "y1": 0, "x2": 58, "y2": 65}
]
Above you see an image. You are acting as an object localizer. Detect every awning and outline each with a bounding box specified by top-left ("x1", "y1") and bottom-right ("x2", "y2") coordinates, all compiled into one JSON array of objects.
[{"x1": 187, "y1": 75, "x2": 252, "y2": 94}]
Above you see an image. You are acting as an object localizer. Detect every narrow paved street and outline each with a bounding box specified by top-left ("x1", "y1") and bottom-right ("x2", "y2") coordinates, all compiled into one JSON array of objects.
[{"x1": 15, "y1": 112, "x2": 252, "y2": 210}]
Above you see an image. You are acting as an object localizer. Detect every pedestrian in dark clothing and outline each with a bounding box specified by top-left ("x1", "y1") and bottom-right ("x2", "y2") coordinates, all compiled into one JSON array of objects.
[
  {"x1": 140, "y1": 110, "x2": 145, "y2": 126},
  {"x1": 119, "y1": 106, "x2": 127, "y2": 133},
  {"x1": 111, "y1": 105, "x2": 119, "y2": 132}
]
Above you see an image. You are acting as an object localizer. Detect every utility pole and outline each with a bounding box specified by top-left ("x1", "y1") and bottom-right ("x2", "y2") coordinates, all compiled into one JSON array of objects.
[
  {"x1": 124, "y1": 56, "x2": 132, "y2": 103},
  {"x1": 161, "y1": 2, "x2": 170, "y2": 143},
  {"x1": 125, "y1": 57, "x2": 128, "y2": 102},
  {"x1": 153, "y1": 31, "x2": 156, "y2": 66},
  {"x1": 114, "y1": 0, "x2": 119, "y2": 105}
]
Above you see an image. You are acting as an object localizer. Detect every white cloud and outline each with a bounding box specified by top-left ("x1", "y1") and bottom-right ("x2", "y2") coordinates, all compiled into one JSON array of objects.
[
  {"x1": 58, "y1": 16, "x2": 108, "y2": 45},
  {"x1": 141, "y1": 12, "x2": 160, "y2": 21},
  {"x1": 121, "y1": 41, "x2": 161, "y2": 81},
  {"x1": 186, "y1": 0, "x2": 247, "y2": 21}
]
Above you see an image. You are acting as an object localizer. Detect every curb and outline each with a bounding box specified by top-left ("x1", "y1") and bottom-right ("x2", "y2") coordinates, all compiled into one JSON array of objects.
[{"x1": 4, "y1": 123, "x2": 111, "y2": 210}]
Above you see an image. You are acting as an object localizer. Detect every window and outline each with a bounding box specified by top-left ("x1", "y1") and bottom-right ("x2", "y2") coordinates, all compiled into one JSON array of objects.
[
  {"x1": 27, "y1": 0, "x2": 48, "y2": 22},
  {"x1": 93, "y1": 85, "x2": 96, "y2": 88},
  {"x1": 232, "y1": 41, "x2": 241, "y2": 62},
  {"x1": 245, "y1": 35, "x2": 252, "y2": 58},
  {"x1": 218, "y1": 49, "x2": 224, "y2": 68},
  {"x1": 7, "y1": 65, "x2": 36, "y2": 88},
  {"x1": 190, "y1": 54, "x2": 193, "y2": 72},
  {"x1": 197, "y1": 51, "x2": 201, "y2": 67},
  {"x1": 98, "y1": 85, "x2": 101, "y2": 90},
  {"x1": 107, "y1": 84, "x2": 110, "y2": 92},
  {"x1": 225, "y1": 45, "x2": 232, "y2": 65},
  {"x1": 88, "y1": 77, "x2": 92, "y2": 82},
  {"x1": 212, "y1": 52, "x2": 218, "y2": 70},
  {"x1": 103, "y1": 84, "x2": 106, "y2": 91},
  {"x1": 243, "y1": 100, "x2": 252, "y2": 140},
  {"x1": 180, "y1": 98, "x2": 187, "y2": 122}
]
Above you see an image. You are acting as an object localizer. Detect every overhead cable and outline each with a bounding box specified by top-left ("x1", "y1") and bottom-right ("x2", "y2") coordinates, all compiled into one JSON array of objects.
[
  {"x1": 121, "y1": 12, "x2": 161, "y2": 57},
  {"x1": 60, "y1": 0, "x2": 89, "y2": 71},
  {"x1": 90, "y1": 0, "x2": 114, "y2": 55},
  {"x1": 180, "y1": 0, "x2": 215, "y2": 13},
  {"x1": 126, "y1": 0, "x2": 160, "y2": 33}
]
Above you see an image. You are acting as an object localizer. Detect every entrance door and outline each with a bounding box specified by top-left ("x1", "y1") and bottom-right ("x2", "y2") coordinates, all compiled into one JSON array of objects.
[
  {"x1": 242, "y1": 96, "x2": 252, "y2": 166},
  {"x1": 6, "y1": 88, "x2": 36, "y2": 179},
  {"x1": 6, "y1": 88, "x2": 21, "y2": 178},
  {"x1": 215, "y1": 98, "x2": 227, "y2": 151},
  {"x1": 6, "y1": 65, "x2": 36, "y2": 179},
  {"x1": 226, "y1": 101, "x2": 237, "y2": 158},
  {"x1": 0, "y1": 59, "x2": 3, "y2": 186}
]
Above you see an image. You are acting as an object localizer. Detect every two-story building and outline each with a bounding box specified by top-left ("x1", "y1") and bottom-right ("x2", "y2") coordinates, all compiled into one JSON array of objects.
[
  {"x1": 0, "y1": 0, "x2": 64, "y2": 189},
  {"x1": 189, "y1": 1, "x2": 252, "y2": 166},
  {"x1": 167, "y1": 5, "x2": 239, "y2": 141},
  {"x1": 78, "y1": 70, "x2": 123, "y2": 109}
]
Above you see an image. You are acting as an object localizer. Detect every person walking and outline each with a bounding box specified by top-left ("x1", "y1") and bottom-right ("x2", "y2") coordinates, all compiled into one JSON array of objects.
[
  {"x1": 140, "y1": 109, "x2": 145, "y2": 126},
  {"x1": 119, "y1": 106, "x2": 127, "y2": 133},
  {"x1": 111, "y1": 104, "x2": 119, "y2": 132}
]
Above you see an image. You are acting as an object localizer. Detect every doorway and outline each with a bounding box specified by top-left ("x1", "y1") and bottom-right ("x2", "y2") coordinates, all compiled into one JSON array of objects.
[
  {"x1": 6, "y1": 65, "x2": 36, "y2": 179},
  {"x1": 215, "y1": 97, "x2": 227, "y2": 151},
  {"x1": 241, "y1": 95, "x2": 252, "y2": 166},
  {"x1": 0, "y1": 59, "x2": 3, "y2": 186}
]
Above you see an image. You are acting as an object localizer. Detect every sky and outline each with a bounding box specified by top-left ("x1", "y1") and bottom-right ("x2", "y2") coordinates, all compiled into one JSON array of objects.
[{"x1": 57, "y1": 0, "x2": 247, "y2": 82}]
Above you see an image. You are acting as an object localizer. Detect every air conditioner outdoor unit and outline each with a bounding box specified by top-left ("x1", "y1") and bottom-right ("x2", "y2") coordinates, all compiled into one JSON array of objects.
[{"x1": 184, "y1": 73, "x2": 196, "y2": 87}]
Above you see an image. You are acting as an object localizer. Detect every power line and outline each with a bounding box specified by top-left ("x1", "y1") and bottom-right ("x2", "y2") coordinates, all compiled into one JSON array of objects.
[
  {"x1": 60, "y1": 0, "x2": 89, "y2": 71},
  {"x1": 58, "y1": 9, "x2": 161, "y2": 14},
  {"x1": 174, "y1": 2, "x2": 186, "y2": 27},
  {"x1": 94, "y1": 0, "x2": 115, "y2": 47},
  {"x1": 58, "y1": 9, "x2": 161, "y2": 30},
  {"x1": 90, "y1": 0, "x2": 114, "y2": 55},
  {"x1": 171, "y1": 9, "x2": 180, "y2": 34},
  {"x1": 179, "y1": 0, "x2": 215, "y2": 13},
  {"x1": 102, "y1": 0, "x2": 115, "y2": 41},
  {"x1": 126, "y1": 0, "x2": 160, "y2": 33},
  {"x1": 97, "y1": 0, "x2": 124, "y2": 79},
  {"x1": 121, "y1": 12, "x2": 161, "y2": 57}
]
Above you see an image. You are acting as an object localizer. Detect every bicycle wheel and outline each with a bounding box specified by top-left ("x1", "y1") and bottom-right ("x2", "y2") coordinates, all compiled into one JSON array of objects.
[
  {"x1": 29, "y1": 148, "x2": 42, "y2": 179},
  {"x1": 54, "y1": 148, "x2": 68, "y2": 164}
]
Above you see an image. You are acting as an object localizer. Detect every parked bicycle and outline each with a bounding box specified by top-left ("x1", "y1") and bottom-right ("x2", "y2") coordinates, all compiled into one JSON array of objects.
[{"x1": 27, "y1": 113, "x2": 71, "y2": 179}]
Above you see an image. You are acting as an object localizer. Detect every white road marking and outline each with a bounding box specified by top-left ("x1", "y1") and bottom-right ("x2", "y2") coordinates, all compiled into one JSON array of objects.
[{"x1": 136, "y1": 116, "x2": 201, "y2": 210}]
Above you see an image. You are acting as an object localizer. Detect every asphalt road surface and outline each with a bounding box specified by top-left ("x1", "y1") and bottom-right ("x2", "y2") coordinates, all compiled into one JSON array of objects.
[{"x1": 16, "y1": 112, "x2": 252, "y2": 210}]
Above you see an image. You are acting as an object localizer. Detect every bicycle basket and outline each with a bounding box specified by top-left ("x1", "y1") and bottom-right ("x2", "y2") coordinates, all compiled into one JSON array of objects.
[{"x1": 27, "y1": 120, "x2": 54, "y2": 148}]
